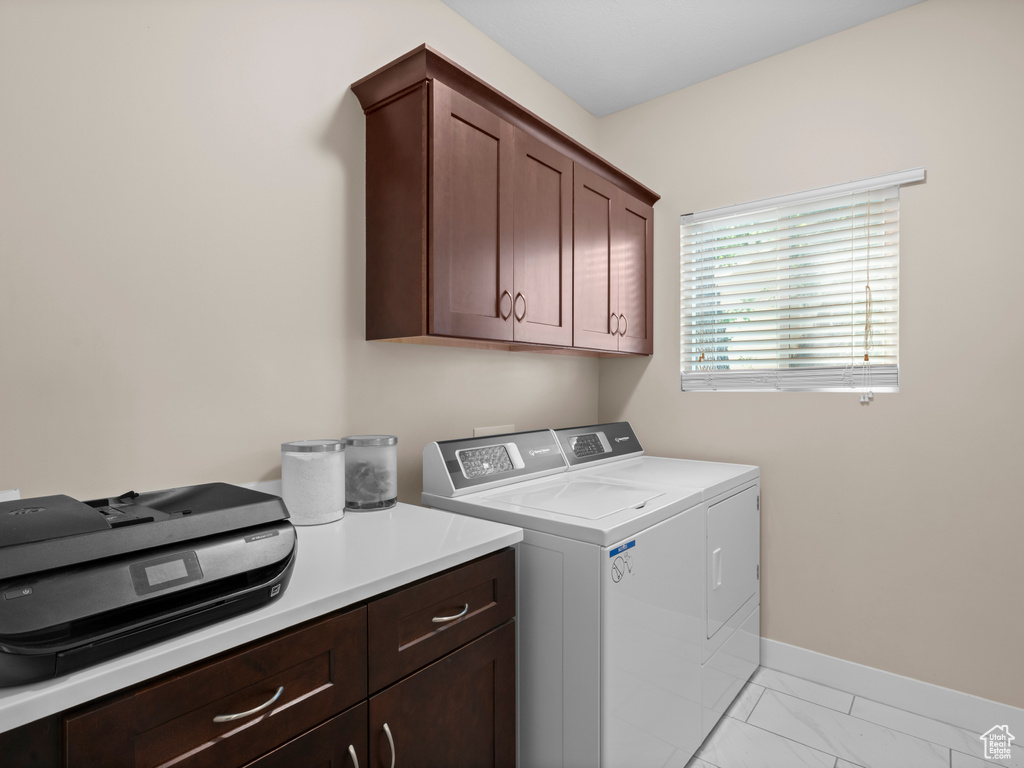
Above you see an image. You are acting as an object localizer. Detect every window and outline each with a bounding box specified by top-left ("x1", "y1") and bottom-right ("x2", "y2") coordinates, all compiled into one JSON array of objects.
[{"x1": 680, "y1": 169, "x2": 924, "y2": 394}]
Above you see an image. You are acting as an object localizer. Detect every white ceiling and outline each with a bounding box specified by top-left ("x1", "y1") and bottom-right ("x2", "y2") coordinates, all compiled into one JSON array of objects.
[{"x1": 441, "y1": 0, "x2": 925, "y2": 117}]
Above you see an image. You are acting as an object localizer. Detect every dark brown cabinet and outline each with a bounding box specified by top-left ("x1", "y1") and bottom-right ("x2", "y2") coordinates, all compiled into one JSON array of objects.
[
  {"x1": 573, "y1": 164, "x2": 654, "y2": 355},
  {"x1": 247, "y1": 703, "x2": 367, "y2": 768},
  {"x1": 352, "y1": 44, "x2": 658, "y2": 356},
  {"x1": 0, "y1": 715, "x2": 59, "y2": 768},
  {"x1": 3, "y1": 549, "x2": 515, "y2": 768},
  {"x1": 366, "y1": 547, "x2": 516, "y2": 768},
  {"x1": 432, "y1": 95, "x2": 573, "y2": 346},
  {"x1": 367, "y1": 541, "x2": 515, "y2": 693},
  {"x1": 572, "y1": 165, "x2": 618, "y2": 352},
  {"x1": 512, "y1": 128, "x2": 573, "y2": 346},
  {"x1": 369, "y1": 623, "x2": 515, "y2": 768},
  {"x1": 431, "y1": 79, "x2": 515, "y2": 341},
  {"x1": 64, "y1": 607, "x2": 368, "y2": 768},
  {"x1": 616, "y1": 191, "x2": 655, "y2": 354}
]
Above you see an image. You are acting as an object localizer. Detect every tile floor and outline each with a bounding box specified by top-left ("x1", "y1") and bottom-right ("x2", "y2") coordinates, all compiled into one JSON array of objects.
[{"x1": 684, "y1": 667, "x2": 1021, "y2": 768}]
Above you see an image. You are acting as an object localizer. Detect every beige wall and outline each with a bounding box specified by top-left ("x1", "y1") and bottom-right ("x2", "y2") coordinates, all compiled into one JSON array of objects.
[
  {"x1": 0, "y1": 0, "x2": 601, "y2": 504},
  {"x1": 596, "y1": 0, "x2": 1024, "y2": 707}
]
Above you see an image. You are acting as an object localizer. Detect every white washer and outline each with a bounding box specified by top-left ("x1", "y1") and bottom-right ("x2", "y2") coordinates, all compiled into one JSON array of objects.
[
  {"x1": 422, "y1": 423, "x2": 759, "y2": 768},
  {"x1": 550, "y1": 423, "x2": 761, "y2": 742}
]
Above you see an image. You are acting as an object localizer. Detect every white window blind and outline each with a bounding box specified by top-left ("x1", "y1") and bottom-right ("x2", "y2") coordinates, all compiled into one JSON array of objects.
[{"x1": 680, "y1": 169, "x2": 923, "y2": 393}]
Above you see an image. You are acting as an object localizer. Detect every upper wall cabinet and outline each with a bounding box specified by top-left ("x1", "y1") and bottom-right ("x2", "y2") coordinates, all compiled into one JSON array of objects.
[{"x1": 351, "y1": 45, "x2": 659, "y2": 356}]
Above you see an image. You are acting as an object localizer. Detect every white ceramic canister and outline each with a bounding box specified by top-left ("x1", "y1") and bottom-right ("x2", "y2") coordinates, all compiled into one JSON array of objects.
[
  {"x1": 280, "y1": 439, "x2": 345, "y2": 525},
  {"x1": 343, "y1": 435, "x2": 398, "y2": 510}
]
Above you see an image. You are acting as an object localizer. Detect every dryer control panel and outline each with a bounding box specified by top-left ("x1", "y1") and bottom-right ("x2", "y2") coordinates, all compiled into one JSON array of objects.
[{"x1": 553, "y1": 422, "x2": 644, "y2": 469}]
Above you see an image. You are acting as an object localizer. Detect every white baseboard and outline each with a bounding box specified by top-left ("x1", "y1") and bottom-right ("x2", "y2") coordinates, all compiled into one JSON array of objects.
[{"x1": 760, "y1": 638, "x2": 1024, "y2": 734}]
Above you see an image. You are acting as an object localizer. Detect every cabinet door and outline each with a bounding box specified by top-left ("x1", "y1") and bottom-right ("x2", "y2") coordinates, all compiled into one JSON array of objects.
[
  {"x1": 615, "y1": 190, "x2": 654, "y2": 355},
  {"x1": 512, "y1": 129, "x2": 573, "y2": 346},
  {"x1": 368, "y1": 622, "x2": 515, "y2": 768},
  {"x1": 572, "y1": 164, "x2": 619, "y2": 351},
  {"x1": 431, "y1": 80, "x2": 514, "y2": 341},
  {"x1": 244, "y1": 703, "x2": 366, "y2": 768}
]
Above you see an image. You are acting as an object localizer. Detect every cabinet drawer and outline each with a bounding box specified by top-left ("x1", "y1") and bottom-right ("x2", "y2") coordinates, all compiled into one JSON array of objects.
[
  {"x1": 368, "y1": 548, "x2": 514, "y2": 692},
  {"x1": 65, "y1": 606, "x2": 367, "y2": 768}
]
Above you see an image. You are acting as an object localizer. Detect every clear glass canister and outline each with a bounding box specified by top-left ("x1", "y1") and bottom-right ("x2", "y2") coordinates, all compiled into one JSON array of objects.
[
  {"x1": 343, "y1": 435, "x2": 398, "y2": 510},
  {"x1": 280, "y1": 440, "x2": 345, "y2": 525}
]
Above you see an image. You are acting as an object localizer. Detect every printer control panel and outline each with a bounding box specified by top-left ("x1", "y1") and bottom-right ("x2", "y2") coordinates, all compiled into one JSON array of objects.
[{"x1": 129, "y1": 550, "x2": 203, "y2": 596}]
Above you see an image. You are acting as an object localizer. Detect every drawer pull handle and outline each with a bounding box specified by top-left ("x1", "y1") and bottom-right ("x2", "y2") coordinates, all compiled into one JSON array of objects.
[
  {"x1": 383, "y1": 722, "x2": 396, "y2": 768},
  {"x1": 499, "y1": 289, "x2": 513, "y2": 320},
  {"x1": 610, "y1": 312, "x2": 619, "y2": 335},
  {"x1": 212, "y1": 685, "x2": 284, "y2": 723},
  {"x1": 619, "y1": 313, "x2": 627, "y2": 336},
  {"x1": 348, "y1": 743, "x2": 359, "y2": 768},
  {"x1": 431, "y1": 603, "x2": 469, "y2": 623}
]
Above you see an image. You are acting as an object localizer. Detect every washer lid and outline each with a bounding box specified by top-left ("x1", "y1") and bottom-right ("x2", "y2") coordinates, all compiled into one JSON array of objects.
[{"x1": 486, "y1": 477, "x2": 663, "y2": 519}]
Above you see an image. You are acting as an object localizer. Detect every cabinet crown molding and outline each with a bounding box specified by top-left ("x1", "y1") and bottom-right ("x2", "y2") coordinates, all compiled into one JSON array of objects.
[{"x1": 351, "y1": 44, "x2": 659, "y2": 206}]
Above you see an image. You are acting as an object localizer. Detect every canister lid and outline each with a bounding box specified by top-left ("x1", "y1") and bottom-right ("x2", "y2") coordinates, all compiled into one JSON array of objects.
[
  {"x1": 344, "y1": 435, "x2": 398, "y2": 447},
  {"x1": 281, "y1": 439, "x2": 344, "y2": 452}
]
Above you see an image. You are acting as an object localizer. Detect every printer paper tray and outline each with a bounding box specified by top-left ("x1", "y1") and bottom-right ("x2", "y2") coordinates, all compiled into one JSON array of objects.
[
  {"x1": 55, "y1": 572, "x2": 287, "y2": 675},
  {"x1": 0, "y1": 557, "x2": 291, "y2": 655}
]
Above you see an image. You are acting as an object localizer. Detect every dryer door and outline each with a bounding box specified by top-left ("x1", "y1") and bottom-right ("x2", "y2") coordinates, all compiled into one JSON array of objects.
[{"x1": 707, "y1": 486, "x2": 759, "y2": 639}]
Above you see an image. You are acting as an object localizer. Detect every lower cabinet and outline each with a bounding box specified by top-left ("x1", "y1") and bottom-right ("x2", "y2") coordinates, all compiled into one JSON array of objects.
[
  {"x1": 369, "y1": 623, "x2": 515, "y2": 768},
  {"x1": 246, "y1": 703, "x2": 367, "y2": 768},
  {"x1": 1, "y1": 548, "x2": 515, "y2": 768}
]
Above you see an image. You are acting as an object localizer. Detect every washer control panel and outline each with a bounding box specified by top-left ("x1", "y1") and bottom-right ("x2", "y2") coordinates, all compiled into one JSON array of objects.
[
  {"x1": 457, "y1": 443, "x2": 521, "y2": 479},
  {"x1": 425, "y1": 429, "x2": 566, "y2": 495}
]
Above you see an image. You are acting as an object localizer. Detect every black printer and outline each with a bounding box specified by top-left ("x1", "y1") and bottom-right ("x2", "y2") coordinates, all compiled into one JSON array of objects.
[{"x1": 0, "y1": 483, "x2": 296, "y2": 687}]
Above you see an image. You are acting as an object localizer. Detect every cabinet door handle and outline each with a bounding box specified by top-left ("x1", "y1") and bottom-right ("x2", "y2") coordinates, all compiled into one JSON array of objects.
[
  {"x1": 610, "y1": 313, "x2": 619, "y2": 335},
  {"x1": 383, "y1": 722, "x2": 396, "y2": 768},
  {"x1": 347, "y1": 744, "x2": 359, "y2": 768},
  {"x1": 619, "y1": 314, "x2": 627, "y2": 336},
  {"x1": 212, "y1": 685, "x2": 283, "y2": 722},
  {"x1": 432, "y1": 603, "x2": 469, "y2": 623},
  {"x1": 499, "y1": 290, "x2": 513, "y2": 320},
  {"x1": 514, "y1": 292, "x2": 527, "y2": 322}
]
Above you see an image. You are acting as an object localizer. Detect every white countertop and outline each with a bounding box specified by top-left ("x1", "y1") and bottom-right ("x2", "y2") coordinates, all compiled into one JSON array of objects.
[{"x1": 0, "y1": 502, "x2": 522, "y2": 733}]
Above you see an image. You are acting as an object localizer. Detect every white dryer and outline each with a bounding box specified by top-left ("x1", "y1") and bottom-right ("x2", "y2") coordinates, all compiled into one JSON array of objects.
[{"x1": 422, "y1": 423, "x2": 759, "y2": 768}]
